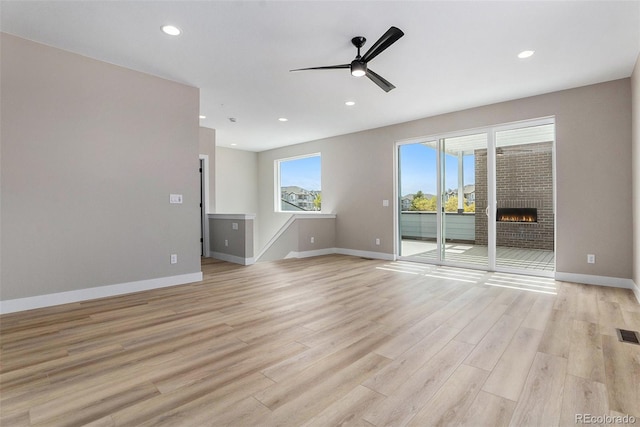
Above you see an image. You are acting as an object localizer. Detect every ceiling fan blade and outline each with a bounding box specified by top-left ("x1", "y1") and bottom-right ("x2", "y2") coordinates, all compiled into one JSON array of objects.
[
  {"x1": 366, "y1": 68, "x2": 395, "y2": 92},
  {"x1": 290, "y1": 64, "x2": 350, "y2": 72},
  {"x1": 361, "y1": 26, "x2": 404, "y2": 63}
]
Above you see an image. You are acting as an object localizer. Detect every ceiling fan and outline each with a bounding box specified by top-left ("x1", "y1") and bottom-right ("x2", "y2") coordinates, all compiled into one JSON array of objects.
[{"x1": 290, "y1": 26, "x2": 405, "y2": 92}]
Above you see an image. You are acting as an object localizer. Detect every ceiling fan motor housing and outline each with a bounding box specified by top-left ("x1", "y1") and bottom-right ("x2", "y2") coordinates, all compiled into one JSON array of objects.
[
  {"x1": 350, "y1": 60, "x2": 367, "y2": 77},
  {"x1": 351, "y1": 36, "x2": 367, "y2": 77}
]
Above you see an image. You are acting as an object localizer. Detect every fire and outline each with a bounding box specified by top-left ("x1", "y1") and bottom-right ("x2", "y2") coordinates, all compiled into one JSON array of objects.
[{"x1": 498, "y1": 214, "x2": 536, "y2": 222}]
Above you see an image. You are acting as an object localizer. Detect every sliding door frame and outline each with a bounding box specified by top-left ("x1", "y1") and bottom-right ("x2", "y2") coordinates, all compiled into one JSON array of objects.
[{"x1": 394, "y1": 116, "x2": 556, "y2": 276}]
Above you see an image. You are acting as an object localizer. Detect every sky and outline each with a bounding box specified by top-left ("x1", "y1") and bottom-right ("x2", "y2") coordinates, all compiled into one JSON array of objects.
[
  {"x1": 399, "y1": 143, "x2": 475, "y2": 196},
  {"x1": 280, "y1": 155, "x2": 321, "y2": 191}
]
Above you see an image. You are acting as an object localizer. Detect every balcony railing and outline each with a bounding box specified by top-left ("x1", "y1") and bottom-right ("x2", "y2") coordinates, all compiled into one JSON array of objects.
[{"x1": 400, "y1": 211, "x2": 475, "y2": 242}]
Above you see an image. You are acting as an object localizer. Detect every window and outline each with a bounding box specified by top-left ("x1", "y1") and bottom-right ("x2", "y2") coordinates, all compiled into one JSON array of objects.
[{"x1": 276, "y1": 154, "x2": 321, "y2": 212}]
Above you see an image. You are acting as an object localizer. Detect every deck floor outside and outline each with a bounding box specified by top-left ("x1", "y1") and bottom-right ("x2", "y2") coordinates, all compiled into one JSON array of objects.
[{"x1": 401, "y1": 239, "x2": 555, "y2": 272}]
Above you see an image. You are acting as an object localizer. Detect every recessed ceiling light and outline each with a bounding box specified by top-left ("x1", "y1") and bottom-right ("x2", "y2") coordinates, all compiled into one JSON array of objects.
[
  {"x1": 199, "y1": 115, "x2": 206, "y2": 119},
  {"x1": 161, "y1": 25, "x2": 181, "y2": 36},
  {"x1": 278, "y1": 118, "x2": 288, "y2": 122},
  {"x1": 345, "y1": 101, "x2": 356, "y2": 106},
  {"x1": 518, "y1": 50, "x2": 535, "y2": 59},
  {"x1": 231, "y1": 143, "x2": 237, "y2": 146}
]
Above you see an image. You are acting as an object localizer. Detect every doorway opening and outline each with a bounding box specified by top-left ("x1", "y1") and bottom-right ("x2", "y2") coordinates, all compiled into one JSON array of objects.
[{"x1": 199, "y1": 155, "x2": 210, "y2": 258}]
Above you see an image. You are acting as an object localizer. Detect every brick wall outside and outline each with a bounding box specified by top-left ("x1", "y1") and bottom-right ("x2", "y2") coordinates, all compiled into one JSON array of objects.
[{"x1": 475, "y1": 142, "x2": 554, "y2": 250}]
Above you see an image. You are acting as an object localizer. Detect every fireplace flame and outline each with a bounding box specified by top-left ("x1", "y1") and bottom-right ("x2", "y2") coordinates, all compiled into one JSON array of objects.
[{"x1": 498, "y1": 214, "x2": 536, "y2": 222}]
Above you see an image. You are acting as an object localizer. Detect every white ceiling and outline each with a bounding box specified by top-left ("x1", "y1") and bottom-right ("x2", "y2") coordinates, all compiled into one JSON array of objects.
[{"x1": 2, "y1": 1, "x2": 639, "y2": 152}]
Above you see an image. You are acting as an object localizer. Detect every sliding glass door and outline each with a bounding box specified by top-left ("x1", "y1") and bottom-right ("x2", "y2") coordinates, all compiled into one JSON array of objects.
[
  {"x1": 440, "y1": 133, "x2": 488, "y2": 267},
  {"x1": 397, "y1": 118, "x2": 555, "y2": 275},
  {"x1": 398, "y1": 132, "x2": 489, "y2": 269},
  {"x1": 398, "y1": 139, "x2": 439, "y2": 261},
  {"x1": 494, "y1": 122, "x2": 555, "y2": 273}
]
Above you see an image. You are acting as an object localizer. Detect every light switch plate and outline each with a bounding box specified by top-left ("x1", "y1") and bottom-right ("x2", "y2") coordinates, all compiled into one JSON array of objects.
[
  {"x1": 383, "y1": 200, "x2": 389, "y2": 207},
  {"x1": 170, "y1": 194, "x2": 183, "y2": 204},
  {"x1": 232, "y1": 222, "x2": 238, "y2": 230}
]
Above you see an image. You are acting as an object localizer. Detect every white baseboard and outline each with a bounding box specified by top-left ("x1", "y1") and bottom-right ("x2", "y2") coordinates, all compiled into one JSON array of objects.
[
  {"x1": 284, "y1": 248, "x2": 337, "y2": 259},
  {"x1": 209, "y1": 251, "x2": 255, "y2": 265},
  {"x1": 334, "y1": 248, "x2": 395, "y2": 261},
  {"x1": 215, "y1": 247, "x2": 394, "y2": 264},
  {"x1": 0, "y1": 272, "x2": 203, "y2": 315},
  {"x1": 554, "y1": 271, "x2": 635, "y2": 290}
]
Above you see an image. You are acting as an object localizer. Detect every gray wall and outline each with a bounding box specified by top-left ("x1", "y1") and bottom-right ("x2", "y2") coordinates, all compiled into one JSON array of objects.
[
  {"x1": 215, "y1": 147, "x2": 258, "y2": 215},
  {"x1": 633, "y1": 54, "x2": 640, "y2": 290},
  {"x1": 259, "y1": 217, "x2": 336, "y2": 262},
  {"x1": 257, "y1": 79, "x2": 632, "y2": 279},
  {"x1": 258, "y1": 221, "x2": 300, "y2": 263},
  {"x1": 298, "y1": 217, "x2": 336, "y2": 252},
  {"x1": 257, "y1": 138, "x2": 396, "y2": 255},
  {"x1": 215, "y1": 146, "x2": 259, "y2": 251},
  {"x1": 1, "y1": 34, "x2": 201, "y2": 300},
  {"x1": 209, "y1": 217, "x2": 254, "y2": 259}
]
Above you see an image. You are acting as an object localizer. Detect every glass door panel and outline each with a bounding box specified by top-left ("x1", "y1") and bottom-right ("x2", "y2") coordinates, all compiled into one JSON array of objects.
[
  {"x1": 440, "y1": 133, "x2": 488, "y2": 267},
  {"x1": 494, "y1": 123, "x2": 555, "y2": 272},
  {"x1": 398, "y1": 141, "x2": 439, "y2": 260}
]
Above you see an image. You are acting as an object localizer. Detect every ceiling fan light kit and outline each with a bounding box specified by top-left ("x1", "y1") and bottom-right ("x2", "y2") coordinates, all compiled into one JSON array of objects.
[
  {"x1": 350, "y1": 60, "x2": 367, "y2": 77},
  {"x1": 291, "y1": 26, "x2": 404, "y2": 92}
]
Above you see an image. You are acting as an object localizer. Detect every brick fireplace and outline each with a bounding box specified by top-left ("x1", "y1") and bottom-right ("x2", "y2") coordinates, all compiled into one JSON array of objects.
[{"x1": 475, "y1": 141, "x2": 554, "y2": 250}]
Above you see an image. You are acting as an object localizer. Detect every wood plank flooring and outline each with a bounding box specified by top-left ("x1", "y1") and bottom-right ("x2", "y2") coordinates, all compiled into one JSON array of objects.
[{"x1": 1, "y1": 255, "x2": 639, "y2": 426}]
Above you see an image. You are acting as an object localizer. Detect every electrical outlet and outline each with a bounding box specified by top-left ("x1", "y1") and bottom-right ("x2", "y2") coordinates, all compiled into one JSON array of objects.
[
  {"x1": 587, "y1": 254, "x2": 595, "y2": 264},
  {"x1": 383, "y1": 199, "x2": 389, "y2": 207},
  {"x1": 170, "y1": 254, "x2": 177, "y2": 264},
  {"x1": 310, "y1": 236, "x2": 315, "y2": 243},
  {"x1": 375, "y1": 238, "x2": 381, "y2": 246},
  {"x1": 224, "y1": 239, "x2": 229, "y2": 247},
  {"x1": 232, "y1": 222, "x2": 238, "y2": 230}
]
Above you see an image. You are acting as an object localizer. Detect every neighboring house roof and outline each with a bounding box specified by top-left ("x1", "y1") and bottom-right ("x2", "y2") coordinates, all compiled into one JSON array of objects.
[
  {"x1": 281, "y1": 186, "x2": 307, "y2": 194},
  {"x1": 281, "y1": 186, "x2": 321, "y2": 194},
  {"x1": 280, "y1": 199, "x2": 308, "y2": 211}
]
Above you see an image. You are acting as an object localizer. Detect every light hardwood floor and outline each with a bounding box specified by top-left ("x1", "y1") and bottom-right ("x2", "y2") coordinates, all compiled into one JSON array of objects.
[{"x1": 1, "y1": 255, "x2": 639, "y2": 426}]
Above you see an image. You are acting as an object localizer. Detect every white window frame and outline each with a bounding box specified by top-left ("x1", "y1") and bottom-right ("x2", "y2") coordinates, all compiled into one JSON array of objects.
[{"x1": 274, "y1": 153, "x2": 322, "y2": 213}]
